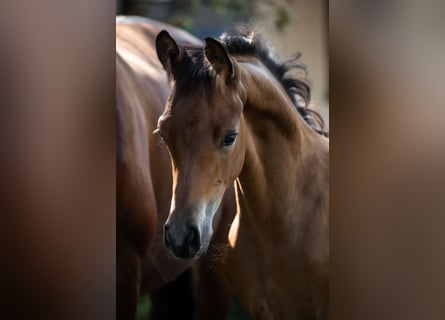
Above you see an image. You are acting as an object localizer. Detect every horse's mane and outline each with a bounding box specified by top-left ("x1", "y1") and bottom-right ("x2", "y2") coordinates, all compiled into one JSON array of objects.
[{"x1": 177, "y1": 26, "x2": 328, "y2": 136}]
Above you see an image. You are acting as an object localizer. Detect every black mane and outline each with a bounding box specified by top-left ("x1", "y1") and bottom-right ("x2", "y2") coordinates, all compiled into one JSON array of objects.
[{"x1": 175, "y1": 26, "x2": 327, "y2": 136}]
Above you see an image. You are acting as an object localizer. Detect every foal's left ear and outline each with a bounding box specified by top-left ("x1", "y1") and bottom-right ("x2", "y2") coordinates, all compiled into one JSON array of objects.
[{"x1": 204, "y1": 37, "x2": 234, "y2": 79}]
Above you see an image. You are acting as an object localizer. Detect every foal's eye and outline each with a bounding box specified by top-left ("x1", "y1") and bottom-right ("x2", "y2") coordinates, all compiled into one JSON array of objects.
[{"x1": 222, "y1": 132, "x2": 238, "y2": 148}]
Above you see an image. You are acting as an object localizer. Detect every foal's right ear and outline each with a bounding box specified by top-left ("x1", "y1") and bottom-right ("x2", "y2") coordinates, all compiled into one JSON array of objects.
[
  {"x1": 156, "y1": 30, "x2": 181, "y2": 80},
  {"x1": 204, "y1": 37, "x2": 234, "y2": 80}
]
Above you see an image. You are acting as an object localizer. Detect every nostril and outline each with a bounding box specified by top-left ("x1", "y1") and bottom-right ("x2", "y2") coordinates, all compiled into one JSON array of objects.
[
  {"x1": 185, "y1": 225, "x2": 200, "y2": 249},
  {"x1": 185, "y1": 228, "x2": 195, "y2": 243},
  {"x1": 164, "y1": 223, "x2": 172, "y2": 248}
]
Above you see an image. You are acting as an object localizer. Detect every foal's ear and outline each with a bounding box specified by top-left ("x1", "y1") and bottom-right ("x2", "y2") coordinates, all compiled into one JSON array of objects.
[
  {"x1": 204, "y1": 37, "x2": 234, "y2": 79},
  {"x1": 156, "y1": 30, "x2": 182, "y2": 80}
]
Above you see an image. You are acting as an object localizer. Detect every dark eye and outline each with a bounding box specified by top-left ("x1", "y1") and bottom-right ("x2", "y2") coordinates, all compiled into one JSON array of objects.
[{"x1": 222, "y1": 132, "x2": 238, "y2": 148}]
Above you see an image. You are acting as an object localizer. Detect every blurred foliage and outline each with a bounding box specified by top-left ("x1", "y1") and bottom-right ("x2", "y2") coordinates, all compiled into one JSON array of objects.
[
  {"x1": 275, "y1": 6, "x2": 291, "y2": 31},
  {"x1": 136, "y1": 294, "x2": 151, "y2": 320},
  {"x1": 118, "y1": 0, "x2": 294, "y2": 32},
  {"x1": 202, "y1": 0, "x2": 251, "y2": 17},
  {"x1": 167, "y1": 13, "x2": 195, "y2": 31},
  {"x1": 228, "y1": 298, "x2": 253, "y2": 319},
  {"x1": 136, "y1": 294, "x2": 252, "y2": 320},
  {"x1": 196, "y1": 0, "x2": 294, "y2": 31},
  {"x1": 255, "y1": 0, "x2": 294, "y2": 31}
]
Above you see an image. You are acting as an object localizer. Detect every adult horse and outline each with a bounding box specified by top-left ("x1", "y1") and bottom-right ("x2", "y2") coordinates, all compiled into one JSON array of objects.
[
  {"x1": 116, "y1": 16, "x2": 234, "y2": 320},
  {"x1": 155, "y1": 27, "x2": 329, "y2": 319}
]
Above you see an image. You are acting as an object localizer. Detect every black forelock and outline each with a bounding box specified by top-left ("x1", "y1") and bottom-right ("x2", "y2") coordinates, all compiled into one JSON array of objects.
[{"x1": 174, "y1": 47, "x2": 212, "y2": 92}]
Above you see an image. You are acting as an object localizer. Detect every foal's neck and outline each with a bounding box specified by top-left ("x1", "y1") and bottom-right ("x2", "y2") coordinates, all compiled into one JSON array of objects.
[{"x1": 236, "y1": 62, "x2": 329, "y2": 233}]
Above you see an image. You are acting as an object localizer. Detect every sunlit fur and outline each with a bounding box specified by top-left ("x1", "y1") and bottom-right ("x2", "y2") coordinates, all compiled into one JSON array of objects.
[{"x1": 157, "y1": 26, "x2": 329, "y2": 319}]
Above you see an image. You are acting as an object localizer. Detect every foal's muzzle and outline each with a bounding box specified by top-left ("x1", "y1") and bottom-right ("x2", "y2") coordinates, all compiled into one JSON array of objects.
[{"x1": 164, "y1": 223, "x2": 202, "y2": 259}]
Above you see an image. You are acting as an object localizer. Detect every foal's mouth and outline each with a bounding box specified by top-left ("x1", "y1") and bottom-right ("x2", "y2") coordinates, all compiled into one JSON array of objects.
[{"x1": 168, "y1": 242, "x2": 209, "y2": 260}]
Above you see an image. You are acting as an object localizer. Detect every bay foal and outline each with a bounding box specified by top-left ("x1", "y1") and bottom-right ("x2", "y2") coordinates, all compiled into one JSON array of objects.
[{"x1": 156, "y1": 28, "x2": 329, "y2": 319}]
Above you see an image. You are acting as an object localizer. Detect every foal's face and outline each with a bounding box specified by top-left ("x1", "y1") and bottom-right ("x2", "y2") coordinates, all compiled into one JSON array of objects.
[
  {"x1": 157, "y1": 88, "x2": 245, "y2": 258},
  {"x1": 156, "y1": 30, "x2": 246, "y2": 259}
]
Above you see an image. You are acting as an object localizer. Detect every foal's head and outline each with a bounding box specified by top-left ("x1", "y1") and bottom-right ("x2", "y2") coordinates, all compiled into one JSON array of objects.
[{"x1": 155, "y1": 31, "x2": 246, "y2": 259}]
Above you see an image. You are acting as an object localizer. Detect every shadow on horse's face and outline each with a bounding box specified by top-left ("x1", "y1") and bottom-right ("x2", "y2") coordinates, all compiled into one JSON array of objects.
[{"x1": 157, "y1": 85, "x2": 245, "y2": 259}]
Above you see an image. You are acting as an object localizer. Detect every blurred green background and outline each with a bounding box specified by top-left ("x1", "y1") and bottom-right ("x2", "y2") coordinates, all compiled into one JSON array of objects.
[{"x1": 136, "y1": 294, "x2": 252, "y2": 320}]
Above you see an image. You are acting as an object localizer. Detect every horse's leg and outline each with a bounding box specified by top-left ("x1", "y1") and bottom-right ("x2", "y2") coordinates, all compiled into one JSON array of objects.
[
  {"x1": 116, "y1": 237, "x2": 142, "y2": 320},
  {"x1": 149, "y1": 268, "x2": 196, "y2": 320}
]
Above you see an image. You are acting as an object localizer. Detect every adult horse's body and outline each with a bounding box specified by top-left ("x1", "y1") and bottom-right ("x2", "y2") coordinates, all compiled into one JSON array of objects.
[
  {"x1": 116, "y1": 16, "x2": 234, "y2": 320},
  {"x1": 156, "y1": 28, "x2": 329, "y2": 319}
]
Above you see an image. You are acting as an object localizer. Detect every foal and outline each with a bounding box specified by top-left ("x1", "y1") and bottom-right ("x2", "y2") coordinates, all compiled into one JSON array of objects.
[{"x1": 156, "y1": 28, "x2": 329, "y2": 319}]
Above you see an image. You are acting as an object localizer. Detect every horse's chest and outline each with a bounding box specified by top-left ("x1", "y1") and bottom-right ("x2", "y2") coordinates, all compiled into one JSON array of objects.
[
  {"x1": 233, "y1": 239, "x2": 294, "y2": 318},
  {"x1": 251, "y1": 284, "x2": 288, "y2": 320},
  {"x1": 232, "y1": 227, "x2": 325, "y2": 319}
]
